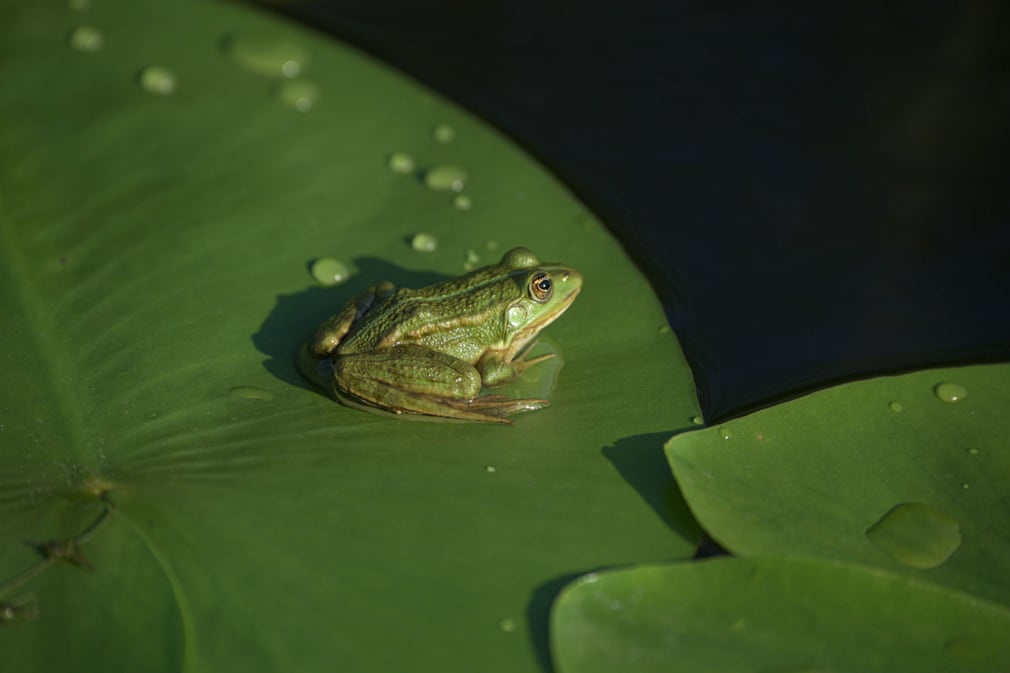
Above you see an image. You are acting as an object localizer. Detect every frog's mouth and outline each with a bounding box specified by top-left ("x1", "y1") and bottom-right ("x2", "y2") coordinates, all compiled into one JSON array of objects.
[{"x1": 508, "y1": 270, "x2": 582, "y2": 358}]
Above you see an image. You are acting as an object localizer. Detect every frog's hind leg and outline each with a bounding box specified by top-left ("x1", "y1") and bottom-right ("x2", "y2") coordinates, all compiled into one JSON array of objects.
[
  {"x1": 307, "y1": 282, "x2": 396, "y2": 358},
  {"x1": 334, "y1": 346, "x2": 545, "y2": 424}
]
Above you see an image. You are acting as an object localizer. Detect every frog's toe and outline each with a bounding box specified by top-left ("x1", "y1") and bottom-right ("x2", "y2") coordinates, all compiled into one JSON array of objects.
[{"x1": 468, "y1": 395, "x2": 551, "y2": 416}]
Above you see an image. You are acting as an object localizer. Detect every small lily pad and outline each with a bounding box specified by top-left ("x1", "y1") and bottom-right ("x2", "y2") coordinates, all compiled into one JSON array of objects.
[
  {"x1": 666, "y1": 363, "x2": 1010, "y2": 605},
  {"x1": 551, "y1": 557, "x2": 1010, "y2": 673}
]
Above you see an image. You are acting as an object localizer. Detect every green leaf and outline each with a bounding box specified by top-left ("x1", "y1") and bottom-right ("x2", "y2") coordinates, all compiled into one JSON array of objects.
[
  {"x1": 666, "y1": 363, "x2": 1010, "y2": 606},
  {"x1": 551, "y1": 556, "x2": 1010, "y2": 673},
  {"x1": 0, "y1": 1, "x2": 701, "y2": 671}
]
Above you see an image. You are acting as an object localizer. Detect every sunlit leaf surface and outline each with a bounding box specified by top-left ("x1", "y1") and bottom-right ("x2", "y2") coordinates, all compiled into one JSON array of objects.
[{"x1": 0, "y1": 1, "x2": 702, "y2": 670}]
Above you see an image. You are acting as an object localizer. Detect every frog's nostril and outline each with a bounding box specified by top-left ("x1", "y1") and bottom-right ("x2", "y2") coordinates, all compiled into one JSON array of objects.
[{"x1": 561, "y1": 271, "x2": 570, "y2": 282}]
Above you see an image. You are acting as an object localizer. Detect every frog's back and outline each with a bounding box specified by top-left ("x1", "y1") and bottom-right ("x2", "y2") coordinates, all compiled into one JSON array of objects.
[{"x1": 337, "y1": 265, "x2": 522, "y2": 362}]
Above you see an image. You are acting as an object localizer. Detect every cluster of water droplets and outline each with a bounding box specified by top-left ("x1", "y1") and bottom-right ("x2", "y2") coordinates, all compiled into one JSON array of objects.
[
  {"x1": 67, "y1": 3, "x2": 178, "y2": 96},
  {"x1": 387, "y1": 122, "x2": 480, "y2": 260},
  {"x1": 867, "y1": 379, "x2": 975, "y2": 568},
  {"x1": 67, "y1": 4, "x2": 326, "y2": 110},
  {"x1": 222, "y1": 31, "x2": 319, "y2": 111}
]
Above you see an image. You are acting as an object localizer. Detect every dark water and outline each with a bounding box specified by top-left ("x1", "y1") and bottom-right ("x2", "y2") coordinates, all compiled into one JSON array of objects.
[{"x1": 272, "y1": 0, "x2": 1010, "y2": 421}]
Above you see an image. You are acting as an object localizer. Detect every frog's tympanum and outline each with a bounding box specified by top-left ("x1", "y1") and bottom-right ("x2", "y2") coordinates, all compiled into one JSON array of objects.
[{"x1": 297, "y1": 247, "x2": 582, "y2": 423}]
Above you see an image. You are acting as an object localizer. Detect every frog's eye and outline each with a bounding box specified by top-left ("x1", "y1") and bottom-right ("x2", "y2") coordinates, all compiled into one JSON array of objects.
[{"x1": 529, "y1": 272, "x2": 553, "y2": 303}]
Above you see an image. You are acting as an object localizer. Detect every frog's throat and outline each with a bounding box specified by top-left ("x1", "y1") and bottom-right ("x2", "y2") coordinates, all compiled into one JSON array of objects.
[{"x1": 507, "y1": 286, "x2": 580, "y2": 359}]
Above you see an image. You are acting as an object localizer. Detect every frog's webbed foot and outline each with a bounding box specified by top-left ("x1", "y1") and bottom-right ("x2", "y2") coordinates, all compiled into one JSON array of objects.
[{"x1": 464, "y1": 395, "x2": 551, "y2": 421}]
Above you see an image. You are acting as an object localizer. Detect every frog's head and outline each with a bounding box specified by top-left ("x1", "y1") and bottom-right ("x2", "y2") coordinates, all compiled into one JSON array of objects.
[{"x1": 499, "y1": 247, "x2": 582, "y2": 354}]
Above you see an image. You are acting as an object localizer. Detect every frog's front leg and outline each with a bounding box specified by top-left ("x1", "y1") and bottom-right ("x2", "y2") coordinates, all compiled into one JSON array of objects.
[
  {"x1": 334, "y1": 345, "x2": 548, "y2": 424},
  {"x1": 477, "y1": 343, "x2": 555, "y2": 388}
]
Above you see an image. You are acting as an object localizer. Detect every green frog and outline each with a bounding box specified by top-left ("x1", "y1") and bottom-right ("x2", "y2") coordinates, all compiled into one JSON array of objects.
[{"x1": 297, "y1": 247, "x2": 582, "y2": 424}]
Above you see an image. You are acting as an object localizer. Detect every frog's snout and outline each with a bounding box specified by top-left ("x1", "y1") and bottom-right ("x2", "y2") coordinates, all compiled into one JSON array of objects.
[{"x1": 560, "y1": 268, "x2": 583, "y2": 297}]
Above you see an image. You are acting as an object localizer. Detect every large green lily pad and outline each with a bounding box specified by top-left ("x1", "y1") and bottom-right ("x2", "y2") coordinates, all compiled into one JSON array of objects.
[
  {"x1": 666, "y1": 363, "x2": 1010, "y2": 606},
  {"x1": 551, "y1": 556, "x2": 1010, "y2": 673},
  {"x1": 0, "y1": 1, "x2": 701, "y2": 670}
]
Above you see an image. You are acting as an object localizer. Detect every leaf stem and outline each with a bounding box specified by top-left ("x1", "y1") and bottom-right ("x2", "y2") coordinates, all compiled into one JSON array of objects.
[{"x1": 0, "y1": 497, "x2": 115, "y2": 605}]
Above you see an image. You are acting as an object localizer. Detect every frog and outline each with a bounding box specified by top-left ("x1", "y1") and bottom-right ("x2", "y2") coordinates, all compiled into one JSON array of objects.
[{"x1": 296, "y1": 247, "x2": 582, "y2": 424}]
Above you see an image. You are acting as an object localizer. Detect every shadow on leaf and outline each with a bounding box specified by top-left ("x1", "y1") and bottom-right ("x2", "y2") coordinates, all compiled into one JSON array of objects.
[
  {"x1": 602, "y1": 432, "x2": 704, "y2": 544},
  {"x1": 252, "y1": 255, "x2": 450, "y2": 390}
]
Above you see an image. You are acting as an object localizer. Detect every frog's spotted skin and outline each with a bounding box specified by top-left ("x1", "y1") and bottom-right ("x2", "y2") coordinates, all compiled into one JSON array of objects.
[{"x1": 297, "y1": 247, "x2": 582, "y2": 423}]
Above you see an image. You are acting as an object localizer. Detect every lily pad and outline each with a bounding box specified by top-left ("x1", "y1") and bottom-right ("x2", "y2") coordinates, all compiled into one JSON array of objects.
[
  {"x1": 0, "y1": 1, "x2": 701, "y2": 671},
  {"x1": 666, "y1": 363, "x2": 1010, "y2": 606},
  {"x1": 551, "y1": 556, "x2": 1010, "y2": 673}
]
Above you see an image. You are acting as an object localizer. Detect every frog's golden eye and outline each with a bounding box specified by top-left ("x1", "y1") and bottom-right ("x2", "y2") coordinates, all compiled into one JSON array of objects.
[{"x1": 529, "y1": 272, "x2": 553, "y2": 303}]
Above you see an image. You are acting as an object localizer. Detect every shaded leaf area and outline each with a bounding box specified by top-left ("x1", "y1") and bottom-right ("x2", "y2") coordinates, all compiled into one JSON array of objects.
[
  {"x1": 0, "y1": 1, "x2": 701, "y2": 671},
  {"x1": 666, "y1": 364, "x2": 1010, "y2": 606},
  {"x1": 551, "y1": 557, "x2": 1010, "y2": 673}
]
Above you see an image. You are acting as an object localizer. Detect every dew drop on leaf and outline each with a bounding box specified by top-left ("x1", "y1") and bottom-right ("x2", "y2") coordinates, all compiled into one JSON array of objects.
[
  {"x1": 223, "y1": 31, "x2": 309, "y2": 78},
  {"x1": 276, "y1": 79, "x2": 318, "y2": 112},
  {"x1": 432, "y1": 123, "x2": 455, "y2": 143},
  {"x1": 865, "y1": 502, "x2": 961, "y2": 569},
  {"x1": 138, "y1": 66, "x2": 177, "y2": 95},
  {"x1": 424, "y1": 165, "x2": 467, "y2": 192},
  {"x1": 933, "y1": 381, "x2": 968, "y2": 403},
  {"x1": 229, "y1": 386, "x2": 274, "y2": 401},
  {"x1": 68, "y1": 25, "x2": 103, "y2": 53},
  {"x1": 387, "y1": 152, "x2": 415, "y2": 174},
  {"x1": 411, "y1": 233, "x2": 437, "y2": 253},
  {"x1": 310, "y1": 258, "x2": 349, "y2": 286}
]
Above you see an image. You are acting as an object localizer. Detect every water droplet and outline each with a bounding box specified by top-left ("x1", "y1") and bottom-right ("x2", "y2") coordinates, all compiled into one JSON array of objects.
[
  {"x1": 276, "y1": 79, "x2": 318, "y2": 112},
  {"x1": 230, "y1": 386, "x2": 274, "y2": 401},
  {"x1": 223, "y1": 32, "x2": 309, "y2": 78},
  {"x1": 484, "y1": 240, "x2": 499, "y2": 251},
  {"x1": 452, "y1": 194, "x2": 472, "y2": 210},
  {"x1": 865, "y1": 502, "x2": 961, "y2": 569},
  {"x1": 310, "y1": 258, "x2": 350, "y2": 287},
  {"x1": 967, "y1": 447, "x2": 979, "y2": 456},
  {"x1": 658, "y1": 324, "x2": 671, "y2": 334},
  {"x1": 411, "y1": 233, "x2": 438, "y2": 253},
  {"x1": 484, "y1": 465, "x2": 496, "y2": 473},
  {"x1": 424, "y1": 165, "x2": 467, "y2": 192},
  {"x1": 68, "y1": 0, "x2": 91, "y2": 10},
  {"x1": 433, "y1": 123, "x2": 455, "y2": 143},
  {"x1": 68, "y1": 25, "x2": 103, "y2": 53},
  {"x1": 463, "y1": 249, "x2": 481, "y2": 271},
  {"x1": 138, "y1": 66, "x2": 177, "y2": 95},
  {"x1": 498, "y1": 617, "x2": 517, "y2": 632},
  {"x1": 961, "y1": 482, "x2": 970, "y2": 489},
  {"x1": 691, "y1": 415, "x2": 704, "y2": 426},
  {"x1": 388, "y1": 152, "x2": 415, "y2": 174},
  {"x1": 719, "y1": 427, "x2": 732, "y2": 440},
  {"x1": 933, "y1": 381, "x2": 968, "y2": 403},
  {"x1": 888, "y1": 401, "x2": 903, "y2": 413}
]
